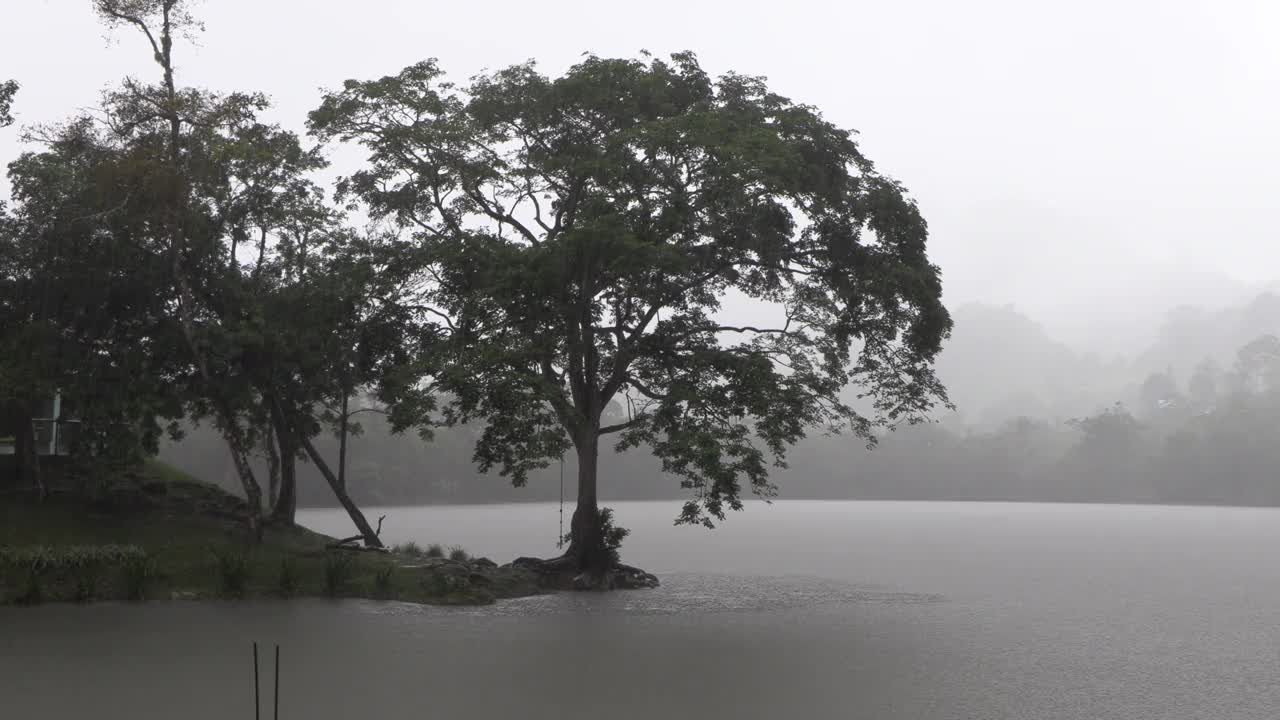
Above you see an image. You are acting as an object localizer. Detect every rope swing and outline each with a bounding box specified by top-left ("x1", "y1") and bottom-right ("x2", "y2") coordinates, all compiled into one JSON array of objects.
[{"x1": 557, "y1": 454, "x2": 565, "y2": 549}]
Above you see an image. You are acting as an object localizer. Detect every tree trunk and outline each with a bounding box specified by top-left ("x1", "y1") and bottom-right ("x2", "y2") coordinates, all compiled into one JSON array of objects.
[
  {"x1": 272, "y1": 439, "x2": 297, "y2": 526},
  {"x1": 264, "y1": 415, "x2": 280, "y2": 512},
  {"x1": 338, "y1": 391, "x2": 349, "y2": 491},
  {"x1": 297, "y1": 432, "x2": 383, "y2": 548},
  {"x1": 223, "y1": 429, "x2": 264, "y2": 543},
  {"x1": 266, "y1": 396, "x2": 296, "y2": 526},
  {"x1": 565, "y1": 429, "x2": 607, "y2": 576}
]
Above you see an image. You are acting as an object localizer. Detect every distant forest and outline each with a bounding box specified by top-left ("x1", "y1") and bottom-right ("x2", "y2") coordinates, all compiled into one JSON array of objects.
[{"x1": 161, "y1": 291, "x2": 1280, "y2": 508}]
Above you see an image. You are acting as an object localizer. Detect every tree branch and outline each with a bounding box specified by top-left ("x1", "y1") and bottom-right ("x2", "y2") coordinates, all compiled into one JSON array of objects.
[
  {"x1": 99, "y1": 7, "x2": 163, "y2": 64},
  {"x1": 598, "y1": 415, "x2": 648, "y2": 436}
]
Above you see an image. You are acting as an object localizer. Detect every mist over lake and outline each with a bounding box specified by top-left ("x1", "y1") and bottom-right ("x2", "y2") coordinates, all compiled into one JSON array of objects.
[
  {"x1": 7, "y1": 500, "x2": 1280, "y2": 720},
  {"x1": 8, "y1": 1, "x2": 1280, "y2": 717}
]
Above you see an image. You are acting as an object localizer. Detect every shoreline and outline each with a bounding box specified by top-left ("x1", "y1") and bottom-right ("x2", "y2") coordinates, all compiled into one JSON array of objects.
[{"x1": 1, "y1": 463, "x2": 661, "y2": 608}]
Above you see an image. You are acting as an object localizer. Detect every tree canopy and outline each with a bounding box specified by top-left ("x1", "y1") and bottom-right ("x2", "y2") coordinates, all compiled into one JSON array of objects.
[
  {"x1": 1, "y1": 0, "x2": 413, "y2": 547},
  {"x1": 3, "y1": 3, "x2": 953, "y2": 574},
  {"x1": 309, "y1": 52, "x2": 951, "y2": 574},
  {"x1": 0, "y1": 80, "x2": 16, "y2": 128}
]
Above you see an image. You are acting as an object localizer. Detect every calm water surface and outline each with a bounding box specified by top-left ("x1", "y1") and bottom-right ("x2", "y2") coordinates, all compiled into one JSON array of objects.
[{"x1": 4, "y1": 500, "x2": 1280, "y2": 719}]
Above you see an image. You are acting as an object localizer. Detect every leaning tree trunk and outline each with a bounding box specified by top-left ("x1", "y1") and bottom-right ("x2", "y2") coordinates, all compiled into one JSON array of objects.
[
  {"x1": 565, "y1": 429, "x2": 608, "y2": 577},
  {"x1": 337, "y1": 390, "x2": 349, "y2": 490},
  {"x1": 297, "y1": 433, "x2": 383, "y2": 548}
]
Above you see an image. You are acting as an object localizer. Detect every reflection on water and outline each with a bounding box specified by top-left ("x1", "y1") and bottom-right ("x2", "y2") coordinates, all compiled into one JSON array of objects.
[
  {"x1": 5, "y1": 501, "x2": 1280, "y2": 720},
  {"x1": 375, "y1": 573, "x2": 945, "y2": 619}
]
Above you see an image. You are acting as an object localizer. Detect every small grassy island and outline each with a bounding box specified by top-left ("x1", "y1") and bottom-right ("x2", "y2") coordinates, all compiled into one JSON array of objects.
[{"x1": 0, "y1": 462, "x2": 548, "y2": 607}]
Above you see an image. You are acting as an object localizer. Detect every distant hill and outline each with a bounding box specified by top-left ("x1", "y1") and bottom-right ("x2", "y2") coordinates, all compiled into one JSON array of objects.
[
  {"x1": 1136, "y1": 292, "x2": 1280, "y2": 381},
  {"x1": 935, "y1": 303, "x2": 1124, "y2": 426},
  {"x1": 158, "y1": 291, "x2": 1280, "y2": 509}
]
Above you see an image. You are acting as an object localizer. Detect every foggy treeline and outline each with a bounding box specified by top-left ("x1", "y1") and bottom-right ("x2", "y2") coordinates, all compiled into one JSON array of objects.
[{"x1": 162, "y1": 290, "x2": 1280, "y2": 508}]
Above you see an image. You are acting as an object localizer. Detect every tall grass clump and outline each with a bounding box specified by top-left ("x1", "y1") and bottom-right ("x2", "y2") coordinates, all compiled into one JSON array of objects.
[
  {"x1": 212, "y1": 547, "x2": 252, "y2": 598},
  {"x1": 447, "y1": 546, "x2": 469, "y2": 562},
  {"x1": 1, "y1": 545, "x2": 146, "y2": 604},
  {"x1": 373, "y1": 565, "x2": 395, "y2": 600},
  {"x1": 393, "y1": 542, "x2": 424, "y2": 557},
  {"x1": 68, "y1": 548, "x2": 104, "y2": 602},
  {"x1": 120, "y1": 551, "x2": 156, "y2": 601},
  {"x1": 3, "y1": 546, "x2": 53, "y2": 605},
  {"x1": 323, "y1": 552, "x2": 354, "y2": 597},
  {"x1": 277, "y1": 557, "x2": 300, "y2": 597}
]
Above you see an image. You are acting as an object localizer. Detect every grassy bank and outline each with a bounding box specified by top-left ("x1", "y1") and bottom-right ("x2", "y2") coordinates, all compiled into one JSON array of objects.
[{"x1": 0, "y1": 462, "x2": 542, "y2": 606}]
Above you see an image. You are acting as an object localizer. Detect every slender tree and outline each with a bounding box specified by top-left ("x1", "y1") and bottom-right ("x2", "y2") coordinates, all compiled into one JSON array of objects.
[
  {"x1": 88, "y1": 1, "x2": 399, "y2": 544},
  {"x1": 89, "y1": 0, "x2": 276, "y2": 536},
  {"x1": 310, "y1": 53, "x2": 952, "y2": 577}
]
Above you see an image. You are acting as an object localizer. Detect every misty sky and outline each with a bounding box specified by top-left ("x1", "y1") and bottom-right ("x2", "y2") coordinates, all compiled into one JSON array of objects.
[{"x1": 3, "y1": 0, "x2": 1277, "y2": 352}]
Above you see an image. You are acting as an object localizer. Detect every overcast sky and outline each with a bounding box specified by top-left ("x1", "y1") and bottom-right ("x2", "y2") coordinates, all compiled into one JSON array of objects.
[{"x1": 3, "y1": 0, "x2": 1278, "y2": 352}]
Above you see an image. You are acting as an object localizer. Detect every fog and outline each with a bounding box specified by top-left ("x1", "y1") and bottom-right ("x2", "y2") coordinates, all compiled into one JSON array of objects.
[
  {"x1": 8, "y1": 0, "x2": 1280, "y2": 501},
  {"x1": 156, "y1": 287, "x2": 1280, "y2": 509},
  {"x1": 5, "y1": 0, "x2": 1280, "y2": 353},
  {"x1": 12, "y1": 4, "x2": 1280, "y2": 719}
]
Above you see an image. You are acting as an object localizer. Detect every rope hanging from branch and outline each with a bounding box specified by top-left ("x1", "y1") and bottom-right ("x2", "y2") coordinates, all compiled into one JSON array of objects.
[{"x1": 557, "y1": 455, "x2": 565, "y2": 549}]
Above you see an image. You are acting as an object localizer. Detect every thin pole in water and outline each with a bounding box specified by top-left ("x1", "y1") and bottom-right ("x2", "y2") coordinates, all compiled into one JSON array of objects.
[
  {"x1": 558, "y1": 455, "x2": 565, "y2": 549},
  {"x1": 274, "y1": 645, "x2": 280, "y2": 720},
  {"x1": 253, "y1": 642, "x2": 260, "y2": 720}
]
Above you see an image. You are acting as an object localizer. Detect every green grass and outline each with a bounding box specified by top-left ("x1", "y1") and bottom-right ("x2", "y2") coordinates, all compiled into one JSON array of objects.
[{"x1": 0, "y1": 461, "x2": 504, "y2": 606}]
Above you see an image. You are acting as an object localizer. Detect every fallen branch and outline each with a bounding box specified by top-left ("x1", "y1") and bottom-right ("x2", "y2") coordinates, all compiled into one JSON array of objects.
[{"x1": 327, "y1": 514, "x2": 385, "y2": 550}]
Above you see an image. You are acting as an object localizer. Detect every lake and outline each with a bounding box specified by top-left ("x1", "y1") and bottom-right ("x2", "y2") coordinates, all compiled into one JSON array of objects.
[{"x1": 4, "y1": 500, "x2": 1280, "y2": 719}]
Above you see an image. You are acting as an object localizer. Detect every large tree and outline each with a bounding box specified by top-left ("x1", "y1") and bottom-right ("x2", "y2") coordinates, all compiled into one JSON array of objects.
[{"x1": 310, "y1": 53, "x2": 952, "y2": 577}]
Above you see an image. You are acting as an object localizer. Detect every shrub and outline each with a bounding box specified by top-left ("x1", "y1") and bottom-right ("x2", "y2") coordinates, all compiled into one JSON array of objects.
[
  {"x1": 121, "y1": 553, "x2": 156, "y2": 601},
  {"x1": 425, "y1": 544, "x2": 444, "y2": 559},
  {"x1": 72, "y1": 568, "x2": 99, "y2": 602},
  {"x1": 558, "y1": 508, "x2": 630, "y2": 567},
  {"x1": 212, "y1": 547, "x2": 252, "y2": 598},
  {"x1": 393, "y1": 542, "x2": 424, "y2": 557},
  {"x1": 0, "y1": 546, "x2": 49, "y2": 604},
  {"x1": 323, "y1": 552, "x2": 354, "y2": 597},
  {"x1": 277, "y1": 558, "x2": 300, "y2": 597},
  {"x1": 447, "y1": 546, "x2": 469, "y2": 562},
  {"x1": 0, "y1": 545, "x2": 146, "y2": 604},
  {"x1": 373, "y1": 565, "x2": 395, "y2": 600},
  {"x1": 18, "y1": 571, "x2": 44, "y2": 604},
  {"x1": 15, "y1": 548, "x2": 52, "y2": 605},
  {"x1": 421, "y1": 570, "x2": 464, "y2": 596},
  {"x1": 599, "y1": 508, "x2": 630, "y2": 566},
  {"x1": 68, "y1": 552, "x2": 103, "y2": 603}
]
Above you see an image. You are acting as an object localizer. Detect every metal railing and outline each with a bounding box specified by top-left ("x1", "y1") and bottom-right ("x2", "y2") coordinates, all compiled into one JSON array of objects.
[{"x1": 29, "y1": 418, "x2": 81, "y2": 456}]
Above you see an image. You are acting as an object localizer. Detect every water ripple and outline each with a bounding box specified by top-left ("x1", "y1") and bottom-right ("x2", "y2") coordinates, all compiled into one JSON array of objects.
[{"x1": 369, "y1": 572, "x2": 947, "y2": 618}]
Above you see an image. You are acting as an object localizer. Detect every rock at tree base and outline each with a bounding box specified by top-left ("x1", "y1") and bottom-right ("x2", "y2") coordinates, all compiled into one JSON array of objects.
[{"x1": 512, "y1": 557, "x2": 660, "y2": 592}]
